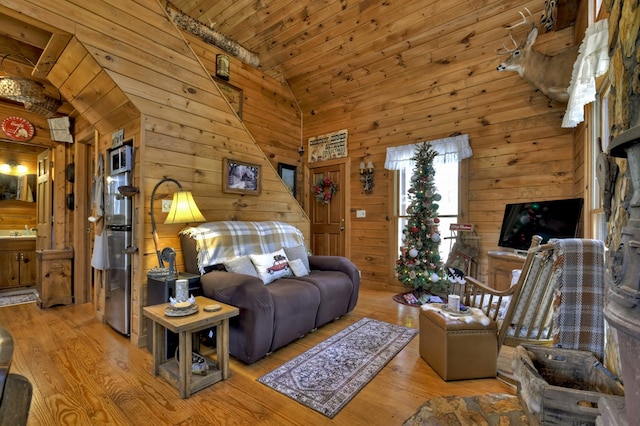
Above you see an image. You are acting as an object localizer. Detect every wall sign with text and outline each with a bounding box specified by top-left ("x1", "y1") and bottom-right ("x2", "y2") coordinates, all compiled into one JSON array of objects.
[{"x1": 308, "y1": 129, "x2": 348, "y2": 163}]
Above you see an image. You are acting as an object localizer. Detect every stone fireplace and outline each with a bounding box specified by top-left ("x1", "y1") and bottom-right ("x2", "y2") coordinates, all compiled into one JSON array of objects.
[
  {"x1": 600, "y1": 125, "x2": 640, "y2": 425},
  {"x1": 597, "y1": 1, "x2": 640, "y2": 423}
]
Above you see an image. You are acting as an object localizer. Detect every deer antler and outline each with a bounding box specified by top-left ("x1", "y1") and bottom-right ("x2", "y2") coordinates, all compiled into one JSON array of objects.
[
  {"x1": 497, "y1": 8, "x2": 534, "y2": 54},
  {"x1": 506, "y1": 7, "x2": 534, "y2": 31},
  {"x1": 495, "y1": 33, "x2": 519, "y2": 55}
]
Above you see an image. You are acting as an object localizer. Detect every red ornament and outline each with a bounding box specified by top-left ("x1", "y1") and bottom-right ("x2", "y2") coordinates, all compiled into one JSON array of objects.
[
  {"x1": 434, "y1": 218, "x2": 440, "y2": 223},
  {"x1": 411, "y1": 226, "x2": 419, "y2": 233}
]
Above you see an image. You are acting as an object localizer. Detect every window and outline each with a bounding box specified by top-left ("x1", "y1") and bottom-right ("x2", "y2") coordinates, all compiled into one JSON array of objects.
[
  {"x1": 589, "y1": 80, "x2": 610, "y2": 242},
  {"x1": 396, "y1": 161, "x2": 459, "y2": 264}
]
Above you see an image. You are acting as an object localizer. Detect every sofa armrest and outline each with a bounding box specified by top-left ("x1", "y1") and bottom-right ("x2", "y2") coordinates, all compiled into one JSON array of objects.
[
  {"x1": 309, "y1": 255, "x2": 359, "y2": 281},
  {"x1": 309, "y1": 255, "x2": 360, "y2": 312},
  {"x1": 199, "y1": 271, "x2": 275, "y2": 364}
]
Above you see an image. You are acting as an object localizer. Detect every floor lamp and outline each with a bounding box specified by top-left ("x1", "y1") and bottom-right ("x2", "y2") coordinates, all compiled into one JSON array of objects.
[{"x1": 150, "y1": 177, "x2": 205, "y2": 277}]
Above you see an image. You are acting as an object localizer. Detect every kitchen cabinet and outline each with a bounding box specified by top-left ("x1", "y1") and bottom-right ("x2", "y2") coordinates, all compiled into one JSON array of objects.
[
  {"x1": 36, "y1": 249, "x2": 73, "y2": 308},
  {"x1": 487, "y1": 251, "x2": 525, "y2": 291},
  {"x1": 0, "y1": 239, "x2": 36, "y2": 289}
]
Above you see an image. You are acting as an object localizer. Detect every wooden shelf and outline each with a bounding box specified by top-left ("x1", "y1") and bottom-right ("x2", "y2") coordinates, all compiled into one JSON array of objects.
[{"x1": 158, "y1": 357, "x2": 223, "y2": 395}]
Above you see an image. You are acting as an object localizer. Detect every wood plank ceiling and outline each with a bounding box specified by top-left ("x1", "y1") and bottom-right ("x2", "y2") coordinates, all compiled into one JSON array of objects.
[
  {"x1": 167, "y1": 0, "x2": 578, "y2": 112},
  {"x1": 1, "y1": 0, "x2": 578, "y2": 130}
]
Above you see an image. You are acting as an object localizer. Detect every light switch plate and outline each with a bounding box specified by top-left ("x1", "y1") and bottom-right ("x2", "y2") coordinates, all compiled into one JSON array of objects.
[
  {"x1": 162, "y1": 200, "x2": 172, "y2": 213},
  {"x1": 356, "y1": 210, "x2": 366, "y2": 218}
]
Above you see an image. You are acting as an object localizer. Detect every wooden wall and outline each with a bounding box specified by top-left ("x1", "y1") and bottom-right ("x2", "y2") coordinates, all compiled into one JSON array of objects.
[
  {"x1": 183, "y1": 33, "x2": 305, "y2": 205},
  {"x1": 3, "y1": 0, "x2": 592, "y2": 346},
  {"x1": 299, "y1": 1, "x2": 578, "y2": 290},
  {"x1": 5, "y1": 0, "x2": 308, "y2": 347}
]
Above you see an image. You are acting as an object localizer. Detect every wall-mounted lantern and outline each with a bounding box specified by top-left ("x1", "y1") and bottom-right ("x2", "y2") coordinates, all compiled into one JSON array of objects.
[{"x1": 359, "y1": 161, "x2": 374, "y2": 194}]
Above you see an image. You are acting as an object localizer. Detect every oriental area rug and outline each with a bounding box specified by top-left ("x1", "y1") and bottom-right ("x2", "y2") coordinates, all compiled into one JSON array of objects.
[
  {"x1": 403, "y1": 393, "x2": 528, "y2": 425},
  {"x1": 257, "y1": 317, "x2": 417, "y2": 418},
  {"x1": 0, "y1": 289, "x2": 38, "y2": 307}
]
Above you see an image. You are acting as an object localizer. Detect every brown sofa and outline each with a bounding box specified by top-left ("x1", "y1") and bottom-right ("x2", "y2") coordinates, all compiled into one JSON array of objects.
[{"x1": 180, "y1": 221, "x2": 360, "y2": 364}]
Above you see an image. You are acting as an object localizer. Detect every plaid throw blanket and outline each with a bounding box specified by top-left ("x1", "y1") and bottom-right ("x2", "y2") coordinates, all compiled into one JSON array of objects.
[
  {"x1": 551, "y1": 238, "x2": 606, "y2": 361},
  {"x1": 180, "y1": 221, "x2": 305, "y2": 274}
]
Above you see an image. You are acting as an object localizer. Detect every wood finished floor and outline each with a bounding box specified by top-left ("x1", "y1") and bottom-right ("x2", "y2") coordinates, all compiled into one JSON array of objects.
[{"x1": 0, "y1": 287, "x2": 516, "y2": 425}]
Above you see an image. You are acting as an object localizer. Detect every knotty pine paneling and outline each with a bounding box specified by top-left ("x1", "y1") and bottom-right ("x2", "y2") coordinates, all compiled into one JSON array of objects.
[
  {"x1": 302, "y1": 1, "x2": 577, "y2": 290},
  {"x1": 184, "y1": 32, "x2": 304, "y2": 202},
  {"x1": 5, "y1": 0, "x2": 585, "y2": 333},
  {"x1": 8, "y1": 0, "x2": 307, "y2": 347}
]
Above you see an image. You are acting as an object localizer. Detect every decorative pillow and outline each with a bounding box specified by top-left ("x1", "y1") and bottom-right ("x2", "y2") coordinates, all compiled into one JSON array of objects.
[
  {"x1": 289, "y1": 258, "x2": 309, "y2": 277},
  {"x1": 249, "y1": 249, "x2": 292, "y2": 284},
  {"x1": 223, "y1": 256, "x2": 258, "y2": 277},
  {"x1": 283, "y1": 245, "x2": 310, "y2": 273}
]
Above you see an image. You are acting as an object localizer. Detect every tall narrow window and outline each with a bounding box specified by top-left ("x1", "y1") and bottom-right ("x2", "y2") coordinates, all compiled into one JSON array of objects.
[
  {"x1": 397, "y1": 161, "x2": 459, "y2": 264},
  {"x1": 589, "y1": 80, "x2": 610, "y2": 241}
]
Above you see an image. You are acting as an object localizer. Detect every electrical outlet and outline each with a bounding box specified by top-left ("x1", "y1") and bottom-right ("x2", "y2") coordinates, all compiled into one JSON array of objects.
[
  {"x1": 162, "y1": 200, "x2": 172, "y2": 213},
  {"x1": 356, "y1": 210, "x2": 366, "y2": 218}
]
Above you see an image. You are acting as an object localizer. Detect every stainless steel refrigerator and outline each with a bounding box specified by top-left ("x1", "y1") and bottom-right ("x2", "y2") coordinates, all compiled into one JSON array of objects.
[{"x1": 104, "y1": 144, "x2": 133, "y2": 335}]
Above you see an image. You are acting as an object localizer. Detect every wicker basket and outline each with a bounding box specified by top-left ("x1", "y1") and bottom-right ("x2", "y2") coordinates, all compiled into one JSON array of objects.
[
  {"x1": 24, "y1": 94, "x2": 62, "y2": 117},
  {"x1": 0, "y1": 77, "x2": 45, "y2": 103}
]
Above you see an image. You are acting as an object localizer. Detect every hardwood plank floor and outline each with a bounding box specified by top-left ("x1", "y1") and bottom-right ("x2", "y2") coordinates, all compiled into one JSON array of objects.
[{"x1": 0, "y1": 288, "x2": 516, "y2": 425}]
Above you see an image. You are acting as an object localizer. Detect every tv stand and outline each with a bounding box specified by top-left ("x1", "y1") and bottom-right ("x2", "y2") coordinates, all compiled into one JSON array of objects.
[{"x1": 487, "y1": 251, "x2": 526, "y2": 291}]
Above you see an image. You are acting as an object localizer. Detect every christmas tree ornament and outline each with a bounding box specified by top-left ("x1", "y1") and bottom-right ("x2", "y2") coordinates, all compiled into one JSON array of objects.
[{"x1": 409, "y1": 248, "x2": 419, "y2": 258}]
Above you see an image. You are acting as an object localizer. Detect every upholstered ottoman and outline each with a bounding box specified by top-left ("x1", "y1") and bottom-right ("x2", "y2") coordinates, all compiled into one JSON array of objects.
[{"x1": 419, "y1": 308, "x2": 498, "y2": 381}]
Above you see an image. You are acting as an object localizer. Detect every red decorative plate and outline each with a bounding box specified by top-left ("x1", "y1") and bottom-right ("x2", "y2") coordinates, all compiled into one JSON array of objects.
[{"x1": 2, "y1": 116, "x2": 35, "y2": 141}]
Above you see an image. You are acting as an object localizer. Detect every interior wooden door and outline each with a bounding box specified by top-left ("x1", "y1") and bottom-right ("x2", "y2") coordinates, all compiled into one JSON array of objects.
[
  {"x1": 36, "y1": 149, "x2": 53, "y2": 251},
  {"x1": 310, "y1": 163, "x2": 346, "y2": 256}
]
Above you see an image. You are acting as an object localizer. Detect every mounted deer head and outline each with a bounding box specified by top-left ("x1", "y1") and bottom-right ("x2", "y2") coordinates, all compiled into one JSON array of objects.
[{"x1": 496, "y1": 9, "x2": 578, "y2": 103}]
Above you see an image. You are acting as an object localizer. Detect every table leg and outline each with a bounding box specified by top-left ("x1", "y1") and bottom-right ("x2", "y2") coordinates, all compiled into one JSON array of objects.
[
  {"x1": 218, "y1": 319, "x2": 230, "y2": 379},
  {"x1": 152, "y1": 321, "x2": 163, "y2": 376},
  {"x1": 178, "y1": 330, "x2": 192, "y2": 398}
]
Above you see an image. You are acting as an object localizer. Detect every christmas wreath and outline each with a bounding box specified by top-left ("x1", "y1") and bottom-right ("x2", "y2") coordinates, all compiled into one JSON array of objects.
[{"x1": 313, "y1": 175, "x2": 337, "y2": 204}]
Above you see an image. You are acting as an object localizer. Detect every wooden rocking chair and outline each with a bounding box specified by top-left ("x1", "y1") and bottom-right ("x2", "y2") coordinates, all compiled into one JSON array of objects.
[
  {"x1": 458, "y1": 235, "x2": 607, "y2": 381},
  {"x1": 461, "y1": 235, "x2": 559, "y2": 351}
]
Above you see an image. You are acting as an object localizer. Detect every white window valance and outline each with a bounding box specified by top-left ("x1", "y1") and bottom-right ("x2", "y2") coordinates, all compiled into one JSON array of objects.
[
  {"x1": 384, "y1": 134, "x2": 472, "y2": 170},
  {"x1": 562, "y1": 19, "x2": 609, "y2": 128}
]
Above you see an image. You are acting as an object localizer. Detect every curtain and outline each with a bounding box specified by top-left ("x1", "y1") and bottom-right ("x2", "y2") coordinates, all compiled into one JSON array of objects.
[
  {"x1": 562, "y1": 19, "x2": 610, "y2": 128},
  {"x1": 384, "y1": 134, "x2": 472, "y2": 170}
]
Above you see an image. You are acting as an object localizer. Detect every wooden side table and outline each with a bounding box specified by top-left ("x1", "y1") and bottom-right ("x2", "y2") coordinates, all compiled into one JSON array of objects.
[
  {"x1": 143, "y1": 296, "x2": 239, "y2": 398},
  {"x1": 487, "y1": 251, "x2": 525, "y2": 291}
]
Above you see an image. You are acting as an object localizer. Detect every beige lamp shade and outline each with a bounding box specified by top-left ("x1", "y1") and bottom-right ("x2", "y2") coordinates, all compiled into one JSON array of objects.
[
  {"x1": 164, "y1": 190, "x2": 206, "y2": 224},
  {"x1": 150, "y1": 177, "x2": 206, "y2": 268}
]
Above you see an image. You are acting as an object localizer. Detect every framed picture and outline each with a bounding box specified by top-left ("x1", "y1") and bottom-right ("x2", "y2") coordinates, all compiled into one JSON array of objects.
[
  {"x1": 223, "y1": 158, "x2": 261, "y2": 195},
  {"x1": 213, "y1": 76, "x2": 243, "y2": 119},
  {"x1": 278, "y1": 163, "x2": 297, "y2": 195}
]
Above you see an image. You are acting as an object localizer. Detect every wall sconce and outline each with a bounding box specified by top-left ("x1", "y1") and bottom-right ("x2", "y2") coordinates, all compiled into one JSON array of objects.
[
  {"x1": 359, "y1": 161, "x2": 374, "y2": 194},
  {"x1": 0, "y1": 160, "x2": 28, "y2": 175},
  {"x1": 150, "y1": 177, "x2": 206, "y2": 275},
  {"x1": 216, "y1": 54, "x2": 230, "y2": 81}
]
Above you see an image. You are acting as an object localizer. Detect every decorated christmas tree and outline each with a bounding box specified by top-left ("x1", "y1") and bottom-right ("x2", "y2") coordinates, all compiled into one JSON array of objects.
[{"x1": 395, "y1": 142, "x2": 449, "y2": 295}]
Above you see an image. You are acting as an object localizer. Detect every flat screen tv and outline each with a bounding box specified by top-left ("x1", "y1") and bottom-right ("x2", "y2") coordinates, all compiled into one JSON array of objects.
[{"x1": 497, "y1": 198, "x2": 583, "y2": 251}]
